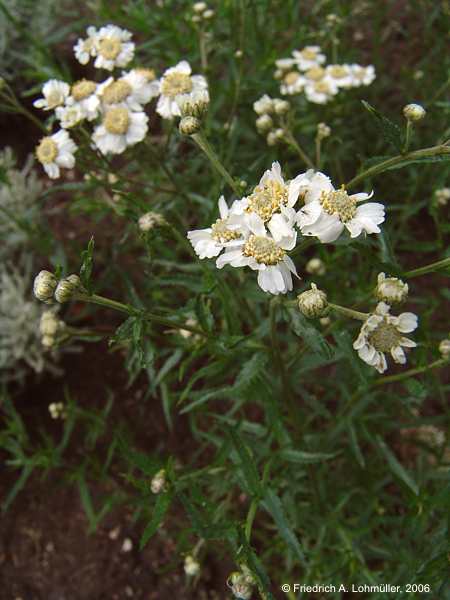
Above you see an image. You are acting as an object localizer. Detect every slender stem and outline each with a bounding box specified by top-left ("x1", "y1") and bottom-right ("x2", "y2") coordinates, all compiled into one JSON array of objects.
[
  {"x1": 199, "y1": 29, "x2": 208, "y2": 71},
  {"x1": 191, "y1": 132, "x2": 241, "y2": 195},
  {"x1": 403, "y1": 121, "x2": 413, "y2": 153},
  {"x1": 328, "y1": 303, "x2": 369, "y2": 321},
  {"x1": 346, "y1": 144, "x2": 450, "y2": 190},
  {"x1": 1, "y1": 85, "x2": 47, "y2": 134},
  {"x1": 283, "y1": 130, "x2": 315, "y2": 169},
  {"x1": 403, "y1": 257, "x2": 450, "y2": 279},
  {"x1": 315, "y1": 137, "x2": 321, "y2": 169},
  {"x1": 245, "y1": 499, "x2": 259, "y2": 542},
  {"x1": 374, "y1": 358, "x2": 448, "y2": 386}
]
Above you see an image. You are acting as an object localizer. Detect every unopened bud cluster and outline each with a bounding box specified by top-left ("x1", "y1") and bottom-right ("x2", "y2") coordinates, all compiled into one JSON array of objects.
[
  {"x1": 150, "y1": 468, "x2": 167, "y2": 494},
  {"x1": 191, "y1": 2, "x2": 214, "y2": 24},
  {"x1": 403, "y1": 103, "x2": 426, "y2": 122},
  {"x1": 177, "y1": 90, "x2": 209, "y2": 135},
  {"x1": 375, "y1": 272, "x2": 408, "y2": 304},
  {"x1": 40, "y1": 310, "x2": 66, "y2": 349},
  {"x1": 316, "y1": 122, "x2": 331, "y2": 140},
  {"x1": 184, "y1": 554, "x2": 200, "y2": 577},
  {"x1": 306, "y1": 257, "x2": 326, "y2": 276},
  {"x1": 49, "y1": 402, "x2": 67, "y2": 420},
  {"x1": 138, "y1": 211, "x2": 167, "y2": 232},
  {"x1": 33, "y1": 271, "x2": 85, "y2": 304},
  {"x1": 253, "y1": 94, "x2": 290, "y2": 146},
  {"x1": 297, "y1": 283, "x2": 328, "y2": 318}
]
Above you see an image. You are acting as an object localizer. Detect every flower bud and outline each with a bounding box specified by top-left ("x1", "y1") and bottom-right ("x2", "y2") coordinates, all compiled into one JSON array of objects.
[
  {"x1": 42, "y1": 335, "x2": 56, "y2": 348},
  {"x1": 297, "y1": 283, "x2": 328, "y2": 318},
  {"x1": 191, "y1": 14, "x2": 201, "y2": 23},
  {"x1": 306, "y1": 257, "x2": 326, "y2": 276},
  {"x1": 434, "y1": 187, "x2": 450, "y2": 207},
  {"x1": 320, "y1": 316, "x2": 331, "y2": 327},
  {"x1": 184, "y1": 555, "x2": 200, "y2": 576},
  {"x1": 375, "y1": 272, "x2": 408, "y2": 304},
  {"x1": 439, "y1": 338, "x2": 450, "y2": 358},
  {"x1": 255, "y1": 114, "x2": 273, "y2": 133},
  {"x1": 40, "y1": 310, "x2": 60, "y2": 336},
  {"x1": 193, "y1": 1, "x2": 207, "y2": 12},
  {"x1": 138, "y1": 211, "x2": 167, "y2": 232},
  {"x1": 231, "y1": 582, "x2": 252, "y2": 600},
  {"x1": 54, "y1": 274, "x2": 83, "y2": 303},
  {"x1": 274, "y1": 128, "x2": 285, "y2": 140},
  {"x1": 203, "y1": 9, "x2": 214, "y2": 19},
  {"x1": 177, "y1": 90, "x2": 209, "y2": 119},
  {"x1": 317, "y1": 122, "x2": 331, "y2": 139},
  {"x1": 179, "y1": 116, "x2": 201, "y2": 135},
  {"x1": 234, "y1": 49, "x2": 243, "y2": 59},
  {"x1": 33, "y1": 270, "x2": 57, "y2": 303},
  {"x1": 273, "y1": 98, "x2": 290, "y2": 115},
  {"x1": 49, "y1": 402, "x2": 66, "y2": 420},
  {"x1": 150, "y1": 468, "x2": 167, "y2": 494},
  {"x1": 253, "y1": 94, "x2": 274, "y2": 115},
  {"x1": 403, "y1": 103, "x2": 426, "y2": 122},
  {"x1": 266, "y1": 131, "x2": 278, "y2": 146}
]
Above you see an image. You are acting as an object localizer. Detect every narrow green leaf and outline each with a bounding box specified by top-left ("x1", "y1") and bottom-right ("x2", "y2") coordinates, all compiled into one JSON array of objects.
[
  {"x1": 278, "y1": 449, "x2": 339, "y2": 464},
  {"x1": 289, "y1": 310, "x2": 334, "y2": 359},
  {"x1": 376, "y1": 435, "x2": 419, "y2": 495},
  {"x1": 79, "y1": 236, "x2": 95, "y2": 293},
  {"x1": 227, "y1": 426, "x2": 262, "y2": 496},
  {"x1": 140, "y1": 491, "x2": 172, "y2": 549}
]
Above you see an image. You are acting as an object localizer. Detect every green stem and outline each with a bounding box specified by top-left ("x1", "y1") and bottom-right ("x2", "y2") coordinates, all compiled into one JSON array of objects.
[
  {"x1": 191, "y1": 132, "x2": 241, "y2": 196},
  {"x1": 283, "y1": 130, "x2": 315, "y2": 169},
  {"x1": 374, "y1": 358, "x2": 448, "y2": 386},
  {"x1": 403, "y1": 257, "x2": 450, "y2": 279},
  {"x1": 346, "y1": 144, "x2": 450, "y2": 190},
  {"x1": 403, "y1": 120, "x2": 413, "y2": 153},
  {"x1": 328, "y1": 303, "x2": 369, "y2": 321},
  {"x1": 315, "y1": 137, "x2": 321, "y2": 169}
]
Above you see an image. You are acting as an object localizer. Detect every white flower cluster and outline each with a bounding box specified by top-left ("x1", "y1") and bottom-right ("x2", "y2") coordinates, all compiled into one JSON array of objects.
[
  {"x1": 188, "y1": 162, "x2": 385, "y2": 295},
  {"x1": 191, "y1": 2, "x2": 215, "y2": 23},
  {"x1": 274, "y1": 45, "x2": 375, "y2": 104},
  {"x1": 33, "y1": 25, "x2": 209, "y2": 177},
  {"x1": 253, "y1": 94, "x2": 290, "y2": 146}
]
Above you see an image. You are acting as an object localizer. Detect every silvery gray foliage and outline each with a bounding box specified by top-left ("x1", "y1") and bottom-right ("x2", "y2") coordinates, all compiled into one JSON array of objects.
[{"x1": 0, "y1": 147, "x2": 43, "y2": 258}]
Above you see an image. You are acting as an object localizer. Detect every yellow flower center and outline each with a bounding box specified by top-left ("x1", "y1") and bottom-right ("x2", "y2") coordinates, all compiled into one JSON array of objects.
[
  {"x1": 245, "y1": 180, "x2": 288, "y2": 222},
  {"x1": 300, "y1": 48, "x2": 318, "y2": 60},
  {"x1": 161, "y1": 72, "x2": 193, "y2": 98},
  {"x1": 329, "y1": 65, "x2": 348, "y2": 79},
  {"x1": 36, "y1": 137, "x2": 58, "y2": 164},
  {"x1": 102, "y1": 80, "x2": 132, "y2": 104},
  {"x1": 314, "y1": 80, "x2": 332, "y2": 94},
  {"x1": 305, "y1": 66, "x2": 325, "y2": 81},
  {"x1": 72, "y1": 79, "x2": 97, "y2": 101},
  {"x1": 211, "y1": 218, "x2": 241, "y2": 243},
  {"x1": 98, "y1": 37, "x2": 122, "y2": 60},
  {"x1": 369, "y1": 322, "x2": 401, "y2": 353},
  {"x1": 243, "y1": 235, "x2": 285, "y2": 265},
  {"x1": 134, "y1": 68, "x2": 156, "y2": 81},
  {"x1": 104, "y1": 107, "x2": 130, "y2": 134},
  {"x1": 320, "y1": 188, "x2": 357, "y2": 222},
  {"x1": 284, "y1": 71, "x2": 300, "y2": 85}
]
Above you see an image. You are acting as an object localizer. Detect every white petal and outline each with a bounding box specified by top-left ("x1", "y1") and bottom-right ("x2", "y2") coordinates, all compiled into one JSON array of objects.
[
  {"x1": 218, "y1": 195, "x2": 228, "y2": 218},
  {"x1": 397, "y1": 312, "x2": 418, "y2": 333}
]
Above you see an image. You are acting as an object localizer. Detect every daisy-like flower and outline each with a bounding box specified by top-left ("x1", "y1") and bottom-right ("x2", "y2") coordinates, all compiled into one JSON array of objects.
[
  {"x1": 92, "y1": 105, "x2": 148, "y2": 155},
  {"x1": 35, "y1": 130, "x2": 77, "y2": 179},
  {"x1": 55, "y1": 104, "x2": 85, "y2": 129},
  {"x1": 156, "y1": 61, "x2": 208, "y2": 119},
  {"x1": 65, "y1": 79, "x2": 101, "y2": 121},
  {"x1": 280, "y1": 70, "x2": 304, "y2": 95},
  {"x1": 297, "y1": 171, "x2": 385, "y2": 242},
  {"x1": 216, "y1": 213, "x2": 298, "y2": 295},
  {"x1": 73, "y1": 26, "x2": 98, "y2": 65},
  {"x1": 325, "y1": 64, "x2": 354, "y2": 89},
  {"x1": 33, "y1": 80, "x2": 70, "y2": 111},
  {"x1": 187, "y1": 196, "x2": 244, "y2": 259},
  {"x1": 304, "y1": 78, "x2": 339, "y2": 104},
  {"x1": 98, "y1": 70, "x2": 159, "y2": 111},
  {"x1": 353, "y1": 302, "x2": 418, "y2": 373},
  {"x1": 292, "y1": 46, "x2": 326, "y2": 71},
  {"x1": 233, "y1": 162, "x2": 305, "y2": 246},
  {"x1": 93, "y1": 25, "x2": 135, "y2": 71},
  {"x1": 350, "y1": 64, "x2": 376, "y2": 87}
]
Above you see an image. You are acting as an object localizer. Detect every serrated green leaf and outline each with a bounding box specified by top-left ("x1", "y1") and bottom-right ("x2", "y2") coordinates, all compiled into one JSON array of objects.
[
  {"x1": 290, "y1": 310, "x2": 334, "y2": 359},
  {"x1": 362, "y1": 100, "x2": 403, "y2": 152},
  {"x1": 140, "y1": 491, "x2": 172, "y2": 549}
]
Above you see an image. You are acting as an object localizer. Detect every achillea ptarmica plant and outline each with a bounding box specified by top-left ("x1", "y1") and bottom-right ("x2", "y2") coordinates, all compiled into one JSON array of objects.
[{"x1": 353, "y1": 302, "x2": 418, "y2": 373}]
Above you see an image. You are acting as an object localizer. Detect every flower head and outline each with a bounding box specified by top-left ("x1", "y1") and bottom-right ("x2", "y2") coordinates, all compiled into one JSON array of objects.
[
  {"x1": 35, "y1": 130, "x2": 77, "y2": 179},
  {"x1": 55, "y1": 104, "x2": 85, "y2": 129},
  {"x1": 375, "y1": 272, "x2": 408, "y2": 304},
  {"x1": 74, "y1": 26, "x2": 98, "y2": 65},
  {"x1": 33, "y1": 270, "x2": 57, "y2": 303},
  {"x1": 98, "y1": 70, "x2": 159, "y2": 111},
  {"x1": 138, "y1": 211, "x2": 167, "y2": 232},
  {"x1": 156, "y1": 61, "x2": 208, "y2": 119},
  {"x1": 253, "y1": 94, "x2": 275, "y2": 115},
  {"x1": 403, "y1": 103, "x2": 426, "y2": 122},
  {"x1": 292, "y1": 46, "x2": 326, "y2": 71},
  {"x1": 297, "y1": 171, "x2": 385, "y2": 243},
  {"x1": 66, "y1": 79, "x2": 101, "y2": 121},
  {"x1": 184, "y1": 555, "x2": 200, "y2": 577},
  {"x1": 92, "y1": 106, "x2": 148, "y2": 155},
  {"x1": 93, "y1": 25, "x2": 135, "y2": 71},
  {"x1": 54, "y1": 274, "x2": 83, "y2": 303},
  {"x1": 33, "y1": 80, "x2": 70, "y2": 111},
  {"x1": 353, "y1": 302, "x2": 418, "y2": 373},
  {"x1": 176, "y1": 89, "x2": 210, "y2": 119}
]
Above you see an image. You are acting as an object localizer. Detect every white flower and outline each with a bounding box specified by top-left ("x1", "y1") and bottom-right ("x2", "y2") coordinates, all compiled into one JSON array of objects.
[
  {"x1": 74, "y1": 26, "x2": 98, "y2": 65},
  {"x1": 304, "y1": 77, "x2": 339, "y2": 104},
  {"x1": 98, "y1": 70, "x2": 160, "y2": 111},
  {"x1": 33, "y1": 79, "x2": 70, "y2": 111},
  {"x1": 275, "y1": 57, "x2": 297, "y2": 72},
  {"x1": 156, "y1": 61, "x2": 208, "y2": 119},
  {"x1": 292, "y1": 46, "x2": 326, "y2": 71},
  {"x1": 138, "y1": 211, "x2": 166, "y2": 231},
  {"x1": 66, "y1": 79, "x2": 101, "y2": 121},
  {"x1": 92, "y1": 105, "x2": 148, "y2": 155},
  {"x1": 375, "y1": 272, "x2": 408, "y2": 304},
  {"x1": 434, "y1": 187, "x2": 450, "y2": 206},
  {"x1": 253, "y1": 94, "x2": 275, "y2": 115},
  {"x1": 233, "y1": 161, "x2": 305, "y2": 247},
  {"x1": 325, "y1": 64, "x2": 354, "y2": 88},
  {"x1": 280, "y1": 70, "x2": 304, "y2": 95},
  {"x1": 216, "y1": 213, "x2": 298, "y2": 295},
  {"x1": 353, "y1": 302, "x2": 418, "y2": 373},
  {"x1": 350, "y1": 64, "x2": 376, "y2": 87},
  {"x1": 55, "y1": 104, "x2": 85, "y2": 129},
  {"x1": 93, "y1": 25, "x2": 135, "y2": 71},
  {"x1": 184, "y1": 555, "x2": 200, "y2": 577},
  {"x1": 297, "y1": 171, "x2": 385, "y2": 243},
  {"x1": 151, "y1": 469, "x2": 167, "y2": 494},
  {"x1": 187, "y1": 196, "x2": 244, "y2": 259},
  {"x1": 35, "y1": 130, "x2": 77, "y2": 179}
]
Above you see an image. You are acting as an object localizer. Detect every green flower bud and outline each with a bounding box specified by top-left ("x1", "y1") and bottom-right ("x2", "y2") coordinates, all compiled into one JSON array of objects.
[
  {"x1": 54, "y1": 274, "x2": 83, "y2": 303},
  {"x1": 403, "y1": 103, "x2": 426, "y2": 122},
  {"x1": 33, "y1": 270, "x2": 57, "y2": 303},
  {"x1": 297, "y1": 283, "x2": 328, "y2": 318}
]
